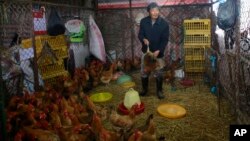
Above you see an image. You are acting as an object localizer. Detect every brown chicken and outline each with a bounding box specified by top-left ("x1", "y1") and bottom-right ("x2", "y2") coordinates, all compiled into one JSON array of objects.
[
  {"x1": 100, "y1": 63, "x2": 115, "y2": 85},
  {"x1": 87, "y1": 59, "x2": 104, "y2": 87},
  {"x1": 23, "y1": 127, "x2": 60, "y2": 141},
  {"x1": 57, "y1": 124, "x2": 94, "y2": 141},
  {"x1": 74, "y1": 68, "x2": 90, "y2": 90},
  {"x1": 128, "y1": 114, "x2": 156, "y2": 141},
  {"x1": 96, "y1": 105, "x2": 109, "y2": 121},
  {"x1": 17, "y1": 104, "x2": 37, "y2": 126},
  {"x1": 50, "y1": 111, "x2": 62, "y2": 129},
  {"x1": 91, "y1": 113, "x2": 123, "y2": 141},
  {"x1": 59, "y1": 98, "x2": 75, "y2": 126},
  {"x1": 77, "y1": 110, "x2": 94, "y2": 124},
  {"x1": 109, "y1": 105, "x2": 136, "y2": 131},
  {"x1": 60, "y1": 97, "x2": 75, "y2": 114},
  {"x1": 60, "y1": 110, "x2": 72, "y2": 127},
  {"x1": 124, "y1": 59, "x2": 132, "y2": 72},
  {"x1": 163, "y1": 58, "x2": 181, "y2": 87},
  {"x1": 132, "y1": 56, "x2": 141, "y2": 70},
  {"x1": 143, "y1": 53, "x2": 159, "y2": 74},
  {"x1": 7, "y1": 96, "x2": 22, "y2": 110},
  {"x1": 81, "y1": 92, "x2": 97, "y2": 113},
  {"x1": 62, "y1": 76, "x2": 79, "y2": 97},
  {"x1": 80, "y1": 92, "x2": 107, "y2": 122}
]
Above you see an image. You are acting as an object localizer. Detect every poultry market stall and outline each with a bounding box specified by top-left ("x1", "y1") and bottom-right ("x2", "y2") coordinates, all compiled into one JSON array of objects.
[{"x1": 0, "y1": 0, "x2": 250, "y2": 141}]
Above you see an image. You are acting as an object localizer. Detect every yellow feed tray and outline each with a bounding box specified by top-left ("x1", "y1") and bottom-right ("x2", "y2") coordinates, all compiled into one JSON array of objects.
[
  {"x1": 157, "y1": 103, "x2": 187, "y2": 119},
  {"x1": 90, "y1": 92, "x2": 113, "y2": 103},
  {"x1": 121, "y1": 81, "x2": 136, "y2": 88}
]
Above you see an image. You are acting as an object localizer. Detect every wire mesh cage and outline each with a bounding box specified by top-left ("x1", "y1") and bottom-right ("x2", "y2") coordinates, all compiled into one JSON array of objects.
[
  {"x1": 0, "y1": 0, "x2": 95, "y2": 92},
  {"x1": 213, "y1": 0, "x2": 250, "y2": 122}
]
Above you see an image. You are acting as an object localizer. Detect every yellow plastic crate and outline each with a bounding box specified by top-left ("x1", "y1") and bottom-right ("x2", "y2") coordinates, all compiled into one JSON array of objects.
[
  {"x1": 47, "y1": 35, "x2": 67, "y2": 49},
  {"x1": 185, "y1": 60, "x2": 205, "y2": 72},
  {"x1": 21, "y1": 35, "x2": 46, "y2": 49},
  {"x1": 184, "y1": 19, "x2": 211, "y2": 32},
  {"x1": 184, "y1": 33, "x2": 211, "y2": 46},
  {"x1": 43, "y1": 71, "x2": 68, "y2": 85},
  {"x1": 39, "y1": 60, "x2": 67, "y2": 79},
  {"x1": 185, "y1": 72, "x2": 204, "y2": 81},
  {"x1": 37, "y1": 55, "x2": 58, "y2": 66},
  {"x1": 184, "y1": 47, "x2": 205, "y2": 60},
  {"x1": 54, "y1": 46, "x2": 68, "y2": 59}
]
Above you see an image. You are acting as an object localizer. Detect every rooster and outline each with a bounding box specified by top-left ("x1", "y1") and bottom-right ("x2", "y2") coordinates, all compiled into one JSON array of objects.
[
  {"x1": 109, "y1": 105, "x2": 136, "y2": 131},
  {"x1": 128, "y1": 114, "x2": 157, "y2": 141}
]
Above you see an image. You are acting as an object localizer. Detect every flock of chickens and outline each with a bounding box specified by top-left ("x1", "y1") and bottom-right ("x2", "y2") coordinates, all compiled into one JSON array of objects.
[
  {"x1": 5, "y1": 55, "x2": 182, "y2": 141},
  {"x1": 60, "y1": 56, "x2": 180, "y2": 96},
  {"x1": 60, "y1": 57, "x2": 142, "y2": 94},
  {"x1": 6, "y1": 89, "x2": 164, "y2": 141}
]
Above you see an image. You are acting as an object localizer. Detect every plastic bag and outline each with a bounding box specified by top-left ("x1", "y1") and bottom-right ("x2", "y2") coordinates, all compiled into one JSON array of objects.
[
  {"x1": 47, "y1": 7, "x2": 65, "y2": 36},
  {"x1": 65, "y1": 19, "x2": 86, "y2": 43},
  {"x1": 89, "y1": 15, "x2": 106, "y2": 62},
  {"x1": 217, "y1": 0, "x2": 238, "y2": 31}
]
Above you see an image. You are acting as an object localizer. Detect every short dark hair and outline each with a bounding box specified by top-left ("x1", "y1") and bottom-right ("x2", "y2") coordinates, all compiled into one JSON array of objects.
[{"x1": 147, "y1": 2, "x2": 159, "y2": 12}]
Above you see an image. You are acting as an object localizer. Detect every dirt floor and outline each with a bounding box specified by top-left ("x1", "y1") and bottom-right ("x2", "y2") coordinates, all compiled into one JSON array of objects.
[{"x1": 89, "y1": 71, "x2": 236, "y2": 141}]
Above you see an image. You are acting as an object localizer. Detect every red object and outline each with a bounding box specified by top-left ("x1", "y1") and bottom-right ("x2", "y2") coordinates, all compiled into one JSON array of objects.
[
  {"x1": 33, "y1": 10, "x2": 47, "y2": 35},
  {"x1": 118, "y1": 102, "x2": 145, "y2": 115},
  {"x1": 98, "y1": 0, "x2": 210, "y2": 9},
  {"x1": 180, "y1": 79, "x2": 195, "y2": 87},
  {"x1": 33, "y1": 11, "x2": 43, "y2": 18}
]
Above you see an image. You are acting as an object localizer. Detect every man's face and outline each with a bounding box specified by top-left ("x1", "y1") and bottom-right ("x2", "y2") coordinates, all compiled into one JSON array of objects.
[{"x1": 149, "y1": 8, "x2": 159, "y2": 20}]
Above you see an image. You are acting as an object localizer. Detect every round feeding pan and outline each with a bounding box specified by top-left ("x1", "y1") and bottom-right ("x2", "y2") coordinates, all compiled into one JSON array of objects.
[
  {"x1": 117, "y1": 74, "x2": 132, "y2": 85},
  {"x1": 90, "y1": 92, "x2": 113, "y2": 103},
  {"x1": 157, "y1": 103, "x2": 186, "y2": 119},
  {"x1": 120, "y1": 81, "x2": 136, "y2": 88}
]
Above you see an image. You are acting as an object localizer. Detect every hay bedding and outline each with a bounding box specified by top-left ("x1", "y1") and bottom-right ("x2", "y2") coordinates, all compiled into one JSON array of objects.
[{"x1": 89, "y1": 71, "x2": 236, "y2": 141}]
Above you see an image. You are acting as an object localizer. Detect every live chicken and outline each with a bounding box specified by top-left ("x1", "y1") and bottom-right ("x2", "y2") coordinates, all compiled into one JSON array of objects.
[
  {"x1": 100, "y1": 63, "x2": 115, "y2": 85},
  {"x1": 128, "y1": 114, "x2": 156, "y2": 141},
  {"x1": 91, "y1": 113, "x2": 123, "y2": 141},
  {"x1": 109, "y1": 105, "x2": 136, "y2": 131}
]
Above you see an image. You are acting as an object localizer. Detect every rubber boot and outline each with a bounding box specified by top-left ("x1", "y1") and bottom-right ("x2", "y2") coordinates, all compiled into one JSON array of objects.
[
  {"x1": 140, "y1": 77, "x2": 148, "y2": 96},
  {"x1": 156, "y1": 76, "x2": 165, "y2": 99}
]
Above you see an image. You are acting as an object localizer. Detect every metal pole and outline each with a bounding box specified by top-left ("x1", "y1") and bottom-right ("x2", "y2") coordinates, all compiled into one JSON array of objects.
[
  {"x1": 235, "y1": 0, "x2": 241, "y2": 120},
  {"x1": 129, "y1": 0, "x2": 134, "y2": 61}
]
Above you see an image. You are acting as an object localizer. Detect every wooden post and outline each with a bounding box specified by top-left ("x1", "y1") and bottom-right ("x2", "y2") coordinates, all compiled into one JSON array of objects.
[
  {"x1": 0, "y1": 1, "x2": 7, "y2": 140},
  {"x1": 30, "y1": 2, "x2": 39, "y2": 91},
  {"x1": 129, "y1": 0, "x2": 135, "y2": 61},
  {"x1": 0, "y1": 53, "x2": 7, "y2": 141}
]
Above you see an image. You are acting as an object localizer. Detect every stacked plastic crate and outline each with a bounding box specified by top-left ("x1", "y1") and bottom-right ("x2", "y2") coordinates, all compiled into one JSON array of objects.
[
  {"x1": 40, "y1": 35, "x2": 68, "y2": 85},
  {"x1": 22, "y1": 35, "x2": 69, "y2": 85},
  {"x1": 183, "y1": 19, "x2": 211, "y2": 81}
]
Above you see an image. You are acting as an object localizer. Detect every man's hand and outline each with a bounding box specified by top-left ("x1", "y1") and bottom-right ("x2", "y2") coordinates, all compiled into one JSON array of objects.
[
  {"x1": 143, "y1": 38, "x2": 149, "y2": 46},
  {"x1": 153, "y1": 50, "x2": 160, "y2": 58}
]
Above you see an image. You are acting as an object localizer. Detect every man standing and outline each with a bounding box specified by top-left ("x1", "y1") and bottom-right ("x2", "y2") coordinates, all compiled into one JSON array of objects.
[{"x1": 138, "y1": 2, "x2": 169, "y2": 99}]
